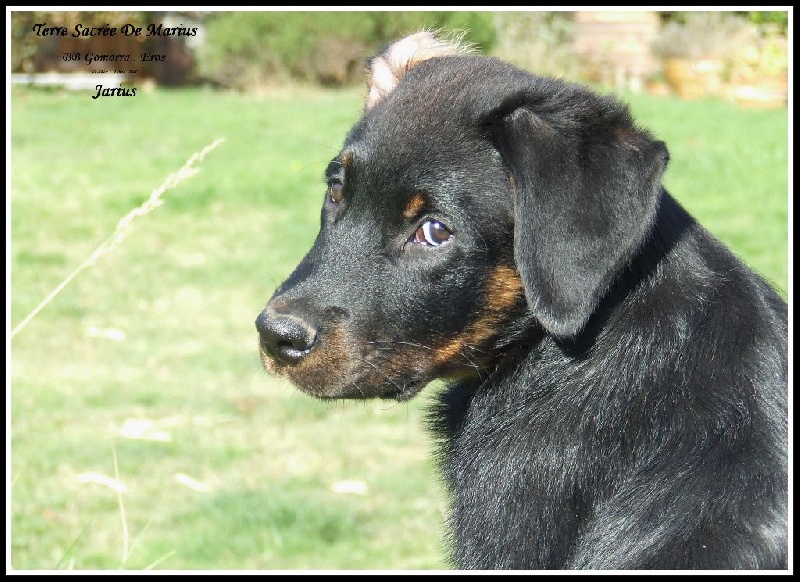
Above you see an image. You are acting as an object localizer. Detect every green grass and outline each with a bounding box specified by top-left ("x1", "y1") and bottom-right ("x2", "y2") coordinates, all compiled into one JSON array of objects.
[
  {"x1": 623, "y1": 91, "x2": 789, "y2": 294},
  {"x1": 9, "y1": 85, "x2": 788, "y2": 571}
]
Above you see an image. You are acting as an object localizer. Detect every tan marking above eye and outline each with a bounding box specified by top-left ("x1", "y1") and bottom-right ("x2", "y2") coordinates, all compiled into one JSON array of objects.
[{"x1": 403, "y1": 193, "x2": 426, "y2": 220}]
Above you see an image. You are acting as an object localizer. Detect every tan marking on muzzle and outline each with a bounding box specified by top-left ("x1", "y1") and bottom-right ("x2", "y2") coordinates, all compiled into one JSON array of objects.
[{"x1": 260, "y1": 324, "x2": 353, "y2": 398}]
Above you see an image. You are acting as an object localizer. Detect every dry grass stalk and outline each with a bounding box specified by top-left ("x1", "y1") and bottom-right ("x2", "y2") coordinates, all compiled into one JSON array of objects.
[{"x1": 11, "y1": 138, "x2": 225, "y2": 339}]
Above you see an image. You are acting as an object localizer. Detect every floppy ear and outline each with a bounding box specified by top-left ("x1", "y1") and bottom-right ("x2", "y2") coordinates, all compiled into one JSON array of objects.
[{"x1": 487, "y1": 89, "x2": 669, "y2": 338}]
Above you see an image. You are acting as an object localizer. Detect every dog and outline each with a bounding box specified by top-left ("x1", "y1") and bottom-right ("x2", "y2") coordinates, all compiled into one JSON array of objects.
[{"x1": 255, "y1": 32, "x2": 788, "y2": 570}]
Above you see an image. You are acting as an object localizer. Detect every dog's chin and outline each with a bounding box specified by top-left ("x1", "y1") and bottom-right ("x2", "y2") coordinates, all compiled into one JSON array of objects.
[
  {"x1": 259, "y1": 346, "x2": 432, "y2": 401},
  {"x1": 283, "y1": 371, "x2": 431, "y2": 402},
  {"x1": 298, "y1": 380, "x2": 427, "y2": 402}
]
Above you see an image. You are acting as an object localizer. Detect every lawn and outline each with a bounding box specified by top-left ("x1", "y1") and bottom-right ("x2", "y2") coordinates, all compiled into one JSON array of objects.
[{"x1": 8, "y1": 84, "x2": 788, "y2": 571}]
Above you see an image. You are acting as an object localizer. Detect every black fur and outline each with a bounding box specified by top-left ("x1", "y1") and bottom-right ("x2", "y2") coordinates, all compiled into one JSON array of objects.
[{"x1": 256, "y1": 48, "x2": 788, "y2": 570}]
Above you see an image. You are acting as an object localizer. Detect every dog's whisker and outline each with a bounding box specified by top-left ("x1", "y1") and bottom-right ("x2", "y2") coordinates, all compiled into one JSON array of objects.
[
  {"x1": 368, "y1": 339, "x2": 436, "y2": 349},
  {"x1": 353, "y1": 355, "x2": 405, "y2": 395},
  {"x1": 455, "y1": 350, "x2": 489, "y2": 378}
]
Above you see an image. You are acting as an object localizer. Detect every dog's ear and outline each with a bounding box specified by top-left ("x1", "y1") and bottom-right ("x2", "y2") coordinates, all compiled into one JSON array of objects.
[
  {"x1": 365, "y1": 31, "x2": 472, "y2": 110},
  {"x1": 486, "y1": 87, "x2": 669, "y2": 338}
]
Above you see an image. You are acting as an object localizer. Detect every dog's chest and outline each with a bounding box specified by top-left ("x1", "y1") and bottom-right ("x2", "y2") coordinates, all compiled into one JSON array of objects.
[{"x1": 433, "y1": 379, "x2": 593, "y2": 568}]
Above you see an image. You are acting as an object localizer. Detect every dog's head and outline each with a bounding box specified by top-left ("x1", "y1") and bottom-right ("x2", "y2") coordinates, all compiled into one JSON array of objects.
[{"x1": 256, "y1": 31, "x2": 669, "y2": 400}]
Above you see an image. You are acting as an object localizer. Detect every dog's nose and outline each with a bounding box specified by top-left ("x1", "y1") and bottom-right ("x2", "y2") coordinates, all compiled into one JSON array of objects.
[{"x1": 256, "y1": 310, "x2": 318, "y2": 365}]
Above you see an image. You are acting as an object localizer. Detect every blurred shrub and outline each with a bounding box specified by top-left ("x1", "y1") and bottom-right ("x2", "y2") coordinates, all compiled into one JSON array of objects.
[
  {"x1": 742, "y1": 11, "x2": 788, "y2": 29},
  {"x1": 198, "y1": 11, "x2": 496, "y2": 89},
  {"x1": 491, "y1": 12, "x2": 581, "y2": 81},
  {"x1": 660, "y1": 10, "x2": 788, "y2": 31},
  {"x1": 651, "y1": 12, "x2": 752, "y2": 61}
]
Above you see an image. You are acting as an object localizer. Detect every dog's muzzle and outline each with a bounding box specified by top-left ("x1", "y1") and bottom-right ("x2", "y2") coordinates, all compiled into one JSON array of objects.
[{"x1": 255, "y1": 308, "x2": 318, "y2": 365}]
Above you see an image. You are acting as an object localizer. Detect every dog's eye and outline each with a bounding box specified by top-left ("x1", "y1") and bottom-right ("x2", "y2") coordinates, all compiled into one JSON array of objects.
[
  {"x1": 327, "y1": 180, "x2": 343, "y2": 204},
  {"x1": 412, "y1": 220, "x2": 452, "y2": 247}
]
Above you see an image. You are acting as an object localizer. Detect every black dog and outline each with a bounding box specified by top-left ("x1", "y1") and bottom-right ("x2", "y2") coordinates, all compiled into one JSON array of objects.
[{"x1": 256, "y1": 32, "x2": 788, "y2": 570}]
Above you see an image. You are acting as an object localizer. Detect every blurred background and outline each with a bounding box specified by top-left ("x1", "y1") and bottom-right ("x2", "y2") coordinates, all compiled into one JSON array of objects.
[
  {"x1": 10, "y1": 10, "x2": 789, "y2": 105},
  {"x1": 8, "y1": 9, "x2": 789, "y2": 572}
]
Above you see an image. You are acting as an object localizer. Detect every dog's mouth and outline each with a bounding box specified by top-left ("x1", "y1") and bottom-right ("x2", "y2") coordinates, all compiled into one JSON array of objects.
[
  {"x1": 255, "y1": 313, "x2": 509, "y2": 400},
  {"x1": 257, "y1": 332, "x2": 439, "y2": 401}
]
